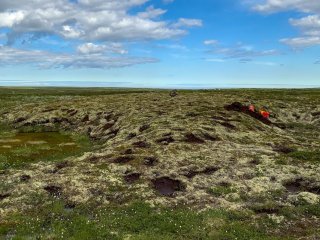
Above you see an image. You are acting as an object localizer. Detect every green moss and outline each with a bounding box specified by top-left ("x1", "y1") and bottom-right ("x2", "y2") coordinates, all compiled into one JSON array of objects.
[
  {"x1": 240, "y1": 189, "x2": 285, "y2": 211},
  {"x1": 208, "y1": 185, "x2": 236, "y2": 197},
  {"x1": 275, "y1": 150, "x2": 320, "y2": 165},
  {"x1": 250, "y1": 201, "x2": 280, "y2": 214},
  {"x1": 1, "y1": 87, "x2": 319, "y2": 239},
  {"x1": 280, "y1": 203, "x2": 320, "y2": 220},
  {"x1": 0, "y1": 200, "x2": 281, "y2": 240},
  {"x1": 17, "y1": 124, "x2": 60, "y2": 133},
  {"x1": 275, "y1": 156, "x2": 290, "y2": 165},
  {"x1": 288, "y1": 150, "x2": 320, "y2": 163},
  {"x1": 0, "y1": 129, "x2": 92, "y2": 170}
]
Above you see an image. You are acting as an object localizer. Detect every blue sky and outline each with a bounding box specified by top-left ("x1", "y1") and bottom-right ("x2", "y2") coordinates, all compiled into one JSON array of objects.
[{"x1": 0, "y1": 0, "x2": 319, "y2": 88}]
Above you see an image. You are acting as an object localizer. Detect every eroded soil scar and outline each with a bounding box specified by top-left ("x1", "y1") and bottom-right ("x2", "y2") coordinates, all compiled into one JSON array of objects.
[
  {"x1": 124, "y1": 173, "x2": 141, "y2": 184},
  {"x1": 152, "y1": 177, "x2": 185, "y2": 197},
  {"x1": 20, "y1": 174, "x2": 31, "y2": 182},
  {"x1": 0, "y1": 193, "x2": 10, "y2": 201},
  {"x1": 284, "y1": 178, "x2": 320, "y2": 195},
  {"x1": 144, "y1": 156, "x2": 158, "y2": 166},
  {"x1": 113, "y1": 155, "x2": 135, "y2": 164},
  {"x1": 184, "y1": 133, "x2": 205, "y2": 144},
  {"x1": 44, "y1": 185, "x2": 62, "y2": 198},
  {"x1": 224, "y1": 102, "x2": 272, "y2": 125},
  {"x1": 184, "y1": 166, "x2": 219, "y2": 179}
]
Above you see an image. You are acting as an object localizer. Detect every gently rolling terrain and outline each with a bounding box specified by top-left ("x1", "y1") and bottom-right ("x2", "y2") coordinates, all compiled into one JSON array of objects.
[{"x1": 0, "y1": 88, "x2": 319, "y2": 239}]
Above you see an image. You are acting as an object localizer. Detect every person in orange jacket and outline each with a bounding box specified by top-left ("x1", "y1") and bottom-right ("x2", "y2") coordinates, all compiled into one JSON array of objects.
[{"x1": 260, "y1": 109, "x2": 270, "y2": 119}]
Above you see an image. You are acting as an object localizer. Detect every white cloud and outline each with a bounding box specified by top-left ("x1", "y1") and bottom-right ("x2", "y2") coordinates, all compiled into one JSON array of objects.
[
  {"x1": 173, "y1": 18, "x2": 203, "y2": 28},
  {"x1": 0, "y1": 0, "x2": 202, "y2": 68},
  {"x1": 0, "y1": 11, "x2": 25, "y2": 27},
  {"x1": 138, "y1": 6, "x2": 167, "y2": 19},
  {"x1": 77, "y1": 43, "x2": 108, "y2": 54},
  {"x1": 290, "y1": 15, "x2": 320, "y2": 29},
  {"x1": 77, "y1": 43, "x2": 128, "y2": 55},
  {"x1": 209, "y1": 44, "x2": 279, "y2": 59},
  {"x1": 280, "y1": 37, "x2": 320, "y2": 48},
  {"x1": 252, "y1": 0, "x2": 320, "y2": 48},
  {"x1": 204, "y1": 40, "x2": 219, "y2": 45},
  {"x1": 252, "y1": 0, "x2": 320, "y2": 14},
  {"x1": 0, "y1": 45, "x2": 156, "y2": 69},
  {"x1": 286, "y1": 15, "x2": 320, "y2": 47},
  {"x1": 204, "y1": 56, "x2": 279, "y2": 66},
  {"x1": 156, "y1": 43, "x2": 188, "y2": 51},
  {"x1": 204, "y1": 58, "x2": 226, "y2": 62},
  {"x1": 0, "y1": 0, "x2": 201, "y2": 43},
  {"x1": 204, "y1": 41, "x2": 280, "y2": 64}
]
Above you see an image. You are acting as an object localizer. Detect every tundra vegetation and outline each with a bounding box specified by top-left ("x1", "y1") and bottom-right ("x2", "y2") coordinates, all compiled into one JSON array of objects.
[{"x1": 0, "y1": 87, "x2": 319, "y2": 239}]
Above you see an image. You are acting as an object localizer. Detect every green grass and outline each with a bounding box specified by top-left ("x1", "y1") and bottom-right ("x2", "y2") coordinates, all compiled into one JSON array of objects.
[
  {"x1": 275, "y1": 149, "x2": 320, "y2": 165},
  {"x1": 280, "y1": 203, "x2": 320, "y2": 220},
  {"x1": 208, "y1": 185, "x2": 236, "y2": 197},
  {"x1": 0, "y1": 88, "x2": 319, "y2": 239},
  {"x1": 0, "y1": 124, "x2": 15, "y2": 138},
  {"x1": 0, "y1": 127, "x2": 92, "y2": 170},
  {"x1": 288, "y1": 150, "x2": 320, "y2": 163},
  {"x1": 0, "y1": 200, "x2": 282, "y2": 240},
  {"x1": 0, "y1": 87, "x2": 155, "y2": 97}
]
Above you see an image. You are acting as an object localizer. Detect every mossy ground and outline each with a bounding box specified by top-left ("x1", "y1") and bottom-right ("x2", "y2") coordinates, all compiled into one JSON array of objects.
[
  {"x1": 3, "y1": 199, "x2": 318, "y2": 240},
  {"x1": 1, "y1": 198, "x2": 320, "y2": 239},
  {"x1": 0, "y1": 87, "x2": 319, "y2": 239},
  {"x1": 0, "y1": 125, "x2": 92, "y2": 171}
]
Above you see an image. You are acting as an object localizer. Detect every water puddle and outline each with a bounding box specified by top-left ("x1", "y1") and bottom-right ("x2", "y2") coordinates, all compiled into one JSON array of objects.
[
  {"x1": 152, "y1": 177, "x2": 185, "y2": 197},
  {"x1": 0, "y1": 131, "x2": 91, "y2": 170}
]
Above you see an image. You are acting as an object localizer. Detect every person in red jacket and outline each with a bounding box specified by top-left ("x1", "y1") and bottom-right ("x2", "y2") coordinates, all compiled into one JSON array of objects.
[{"x1": 260, "y1": 109, "x2": 270, "y2": 119}]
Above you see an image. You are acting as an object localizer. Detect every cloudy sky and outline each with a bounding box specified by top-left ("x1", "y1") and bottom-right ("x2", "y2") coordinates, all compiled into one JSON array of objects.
[{"x1": 0, "y1": 0, "x2": 319, "y2": 88}]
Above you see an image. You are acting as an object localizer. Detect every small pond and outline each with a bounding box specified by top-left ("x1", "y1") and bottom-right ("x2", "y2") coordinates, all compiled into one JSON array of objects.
[{"x1": 0, "y1": 131, "x2": 91, "y2": 170}]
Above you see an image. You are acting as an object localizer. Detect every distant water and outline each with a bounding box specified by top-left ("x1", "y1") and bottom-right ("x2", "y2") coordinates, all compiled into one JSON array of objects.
[{"x1": 0, "y1": 80, "x2": 319, "y2": 89}]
